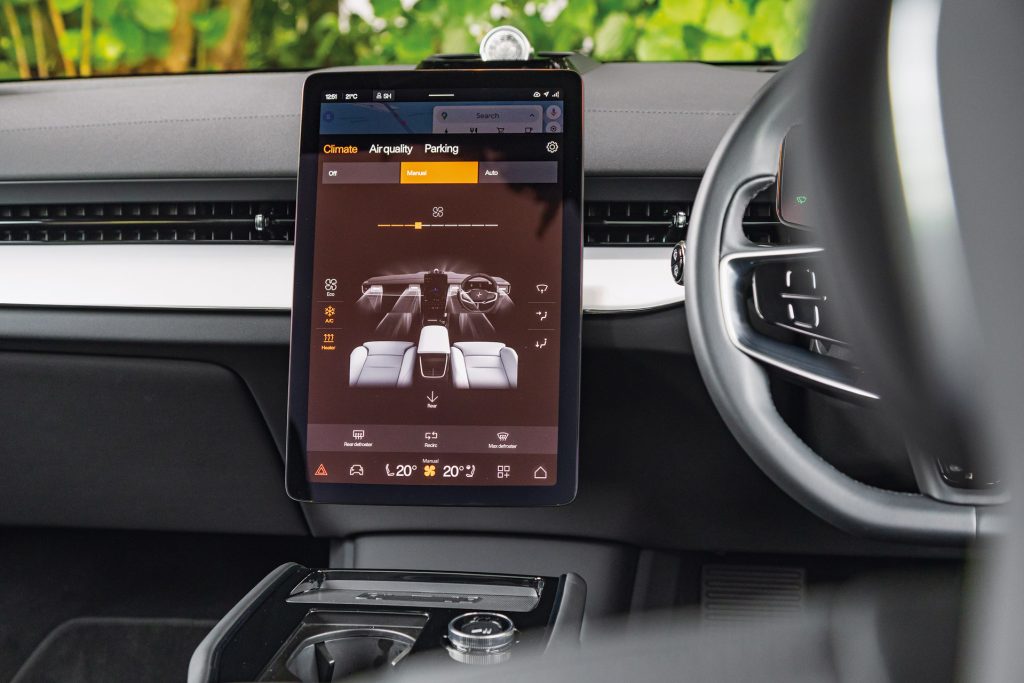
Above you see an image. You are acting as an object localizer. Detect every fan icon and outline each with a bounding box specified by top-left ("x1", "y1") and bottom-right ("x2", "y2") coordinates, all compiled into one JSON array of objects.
[
  {"x1": 423, "y1": 465, "x2": 436, "y2": 477},
  {"x1": 546, "y1": 141, "x2": 559, "y2": 153}
]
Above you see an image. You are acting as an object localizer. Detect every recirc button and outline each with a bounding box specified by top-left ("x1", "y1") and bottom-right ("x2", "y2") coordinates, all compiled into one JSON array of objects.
[{"x1": 400, "y1": 162, "x2": 478, "y2": 184}]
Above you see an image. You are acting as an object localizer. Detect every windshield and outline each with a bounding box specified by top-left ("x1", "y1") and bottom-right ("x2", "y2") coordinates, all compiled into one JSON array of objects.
[{"x1": 0, "y1": 0, "x2": 810, "y2": 81}]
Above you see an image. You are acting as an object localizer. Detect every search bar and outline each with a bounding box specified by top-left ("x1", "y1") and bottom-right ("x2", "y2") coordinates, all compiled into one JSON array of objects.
[{"x1": 432, "y1": 105, "x2": 543, "y2": 134}]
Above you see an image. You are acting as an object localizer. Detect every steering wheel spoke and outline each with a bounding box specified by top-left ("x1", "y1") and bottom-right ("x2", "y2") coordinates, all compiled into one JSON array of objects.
[
  {"x1": 720, "y1": 245, "x2": 878, "y2": 401},
  {"x1": 716, "y1": 178, "x2": 878, "y2": 400},
  {"x1": 685, "y1": 65, "x2": 980, "y2": 543}
]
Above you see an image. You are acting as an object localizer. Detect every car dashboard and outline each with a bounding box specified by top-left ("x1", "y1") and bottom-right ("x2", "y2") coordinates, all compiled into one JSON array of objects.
[{"x1": 0, "y1": 60, "x2": 953, "y2": 577}]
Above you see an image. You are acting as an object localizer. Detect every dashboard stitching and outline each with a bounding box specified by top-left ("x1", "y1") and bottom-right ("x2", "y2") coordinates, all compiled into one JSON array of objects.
[{"x1": 0, "y1": 113, "x2": 298, "y2": 134}]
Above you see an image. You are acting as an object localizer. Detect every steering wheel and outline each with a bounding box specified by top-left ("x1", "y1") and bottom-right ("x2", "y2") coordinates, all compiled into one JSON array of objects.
[
  {"x1": 458, "y1": 273, "x2": 501, "y2": 313},
  {"x1": 683, "y1": 62, "x2": 997, "y2": 544}
]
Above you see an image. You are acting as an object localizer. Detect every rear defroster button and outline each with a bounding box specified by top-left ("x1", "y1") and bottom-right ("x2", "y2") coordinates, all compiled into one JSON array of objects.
[{"x1": 446, "y1": 612, "x2": 516, "y2": 665}]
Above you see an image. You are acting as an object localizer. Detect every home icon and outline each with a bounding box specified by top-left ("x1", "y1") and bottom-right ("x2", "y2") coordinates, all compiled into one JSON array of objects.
[{"x1": 533, "y1": 466, "x2": 548, "y2": 480}]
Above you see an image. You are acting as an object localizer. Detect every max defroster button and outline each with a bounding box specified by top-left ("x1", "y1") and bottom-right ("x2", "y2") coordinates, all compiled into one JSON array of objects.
[{"x1": 446, "y1": 612, "x2": 515, "y2": 665}]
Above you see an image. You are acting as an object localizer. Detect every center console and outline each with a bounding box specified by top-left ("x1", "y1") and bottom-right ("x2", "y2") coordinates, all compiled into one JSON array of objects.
[
  {"x1": 193, "y1": 53, "x2": 589, "y2": 683},
  {"x1": 417, "y1": 325, "x2": 451, "y2": 380},
  {"x1": 189, "y1": 566, "x2": 585, "y2": 683}
]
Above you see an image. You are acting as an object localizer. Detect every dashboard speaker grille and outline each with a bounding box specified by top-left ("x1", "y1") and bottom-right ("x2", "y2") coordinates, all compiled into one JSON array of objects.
[
  {"x1": 701, "y1": 564, "x2": 806, "y2": 623},
  {"x1": 0, "y1": 201, "x2": 295, "y2": 243}
]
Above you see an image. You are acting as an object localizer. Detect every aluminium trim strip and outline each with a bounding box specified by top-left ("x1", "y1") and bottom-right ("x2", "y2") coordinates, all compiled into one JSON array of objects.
[{"x1": 0, "y1": 244, "x2": 684, "y2": 312}]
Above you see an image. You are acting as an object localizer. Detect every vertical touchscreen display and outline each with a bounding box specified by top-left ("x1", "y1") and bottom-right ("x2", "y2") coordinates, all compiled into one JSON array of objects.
[{"x1": 287, "y1": 71, "x2": 582, "y2": 506}]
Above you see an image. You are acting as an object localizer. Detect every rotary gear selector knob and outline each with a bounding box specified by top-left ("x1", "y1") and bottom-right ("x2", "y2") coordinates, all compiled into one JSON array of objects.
[{"x1": 446, "y1": 612, "x2": 516, "y2": 665}]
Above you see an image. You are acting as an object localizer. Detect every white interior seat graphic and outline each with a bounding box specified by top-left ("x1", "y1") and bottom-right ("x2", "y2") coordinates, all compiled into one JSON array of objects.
[
  {"x1": 349, "y1": 341, "x2": 417, "y2": 387},
  {"x1": 450, "y1": 342, "x2": 518, "y2": 389}
]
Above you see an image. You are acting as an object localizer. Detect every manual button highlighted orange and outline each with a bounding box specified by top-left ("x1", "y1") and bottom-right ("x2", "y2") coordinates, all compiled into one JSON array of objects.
[{"x1": 400, "y1": 161, "x2": 478, "y2": 184}]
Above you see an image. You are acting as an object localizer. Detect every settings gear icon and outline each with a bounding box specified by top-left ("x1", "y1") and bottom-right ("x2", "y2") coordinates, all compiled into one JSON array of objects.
[{"x1": 546, "y1": 140, "x2": 559, "y2": 154}]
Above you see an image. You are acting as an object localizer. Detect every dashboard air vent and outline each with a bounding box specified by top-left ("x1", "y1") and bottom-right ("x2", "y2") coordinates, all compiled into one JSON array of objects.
[
  {"x1": 743, "y1": 191, "x2": 784, "y2": 245},
  {"x1": 583, "y1": 194, "x2": 783, "y2": 247},
  {"x1": 0, "y1": 201, "x2": 295, "y2": 243},
  {"x1": 584, "y1": 200, "x2": 688, "y2": 246}
]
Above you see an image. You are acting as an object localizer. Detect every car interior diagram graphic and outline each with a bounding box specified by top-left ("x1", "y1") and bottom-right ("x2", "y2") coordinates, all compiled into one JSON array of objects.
[{"x1": 349, "y1": 267, "x2": 518, "y2": 389}]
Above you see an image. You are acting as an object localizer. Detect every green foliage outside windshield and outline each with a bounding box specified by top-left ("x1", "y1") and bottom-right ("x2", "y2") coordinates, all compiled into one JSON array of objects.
[{"x1": 0, "y1": 0, "x2": 809, "y2": 80}]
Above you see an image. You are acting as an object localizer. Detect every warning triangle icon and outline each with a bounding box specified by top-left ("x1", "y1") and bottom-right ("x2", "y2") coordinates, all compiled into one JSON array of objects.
[{"x1": 314, "y1": 463, "x2": 328, "y2": 477}]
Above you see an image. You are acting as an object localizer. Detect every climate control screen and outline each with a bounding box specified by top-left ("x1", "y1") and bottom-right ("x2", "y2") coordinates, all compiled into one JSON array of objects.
[{"x1": 287, "y1": 71, "x2": 582, "y2": 506}]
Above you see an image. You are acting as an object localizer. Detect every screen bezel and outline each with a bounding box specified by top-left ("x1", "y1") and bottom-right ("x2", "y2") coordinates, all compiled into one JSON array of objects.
[{"x1": 286, "y1": 69, "x2": 583, "y2": 506}]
